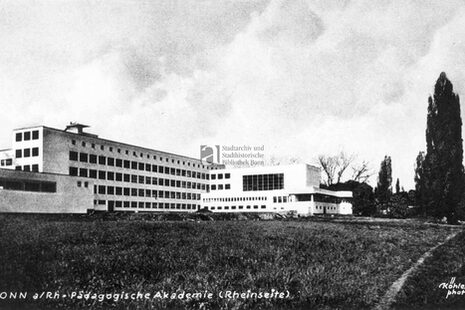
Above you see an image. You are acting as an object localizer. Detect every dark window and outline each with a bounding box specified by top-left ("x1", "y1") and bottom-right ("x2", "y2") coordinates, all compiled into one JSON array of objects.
[
  {"x1": 81, "y1": 141, "x2": 86, "y2": 147},
  {"x1": 24, "y1": 131, "x2": 31, "y2": 141},
  {"x1": 131, "y1": 175, "x2": 137, "y2": 183},
  {"x1": 71, "y1": 140, "x2": 76, "y2": 145},
  {"x1": 115, "y1": 173, "x2": 122, "y2": 181},
  {"x1": 225, "y1": 184, "x2": 231, "y2": 190},
  {"x1": 243, "y1": 173, "x2": 284, "y2": 191},
  {"x1": 107, "y1": 157, "x2": 115, "y2": 166},
  {"x1": 24, "y1": 148, "x2": 30, "y2": 158},
  {"x1": 107, "y1": 171, "x2": 114, "y2": 181},
  {"x1": 69, "y1": 151, "x2": 78, "y2": 161},
  {"x1": 218, "y1": 174, "x2": 223, "y2": 180},
  {"x1": 15, "y1": 132, "x2": 22, "y2": 142},
  {"x1": 98, "y1": 185, "x2": 106, "y2": 194},
  {"x1": 41, "y1": 182, "x2": 56, "y2": 193},
  {"x1": 99, "y1": 156, "x2": 106, "y2": 165},
  {"x1": 138, "y1": 176, "x2": 144, "y2": 184},
  {"x1": 138, "y1": 162, "x2": 144, "y2": 171},
  {"x1": 131, "y1": 188, "x2": 137, "y2": 196},
  {"x1": 89, "y1": 169, "x2": 97, "y2": 178},
  {"x1": 170, "y1": 168, "x2": 175, "y2": 175},
  {"x1": 31, "y1": 164, "x2": 39, "y2": 172},
  {"x1": 138, "y1": 189, "x2": 144, "y2": 197},
  {"x1": 115, "y1": 187, "x2": 122, "y2": 195},
  {"x1": 145, "y1": 164, "x2": 151, "y2": 172},
  {"x1": 15, "y1": 149, "x2": 22, "y2": 158},
  {"x1": 124, "y1": 160, "x2": 130, "y2": 168},
  {"x1": 131, "y1": 161, "x2": 138, "y2": 169},
  {"x1": 69, "y1": 167, "x2": 78, "y2": 176},
  {"x1": 218, "y1": 184, "x2": 223, "y2": 190},
  {"x1": 124, "y1": 188, "x2": 130, "y2": 196},
  {"x1": 152, "y1": 164, "x2": 157, "y2": 172},
  {"x1": 98, "y1": 171, "x2": 106, "y2": 180},
  {"x1": 32, "y1": 147, "x2": 39, "y2": 157},
  {"x1": 79, "y1": 168, "x2": 88, "y2": 177},
  {"x1": 89, "y1": 154, "x2": 97, "y2": 163},
  {"x1": 211, "y1": 174, "x2": 216, "y2": 180},
  {"x1": 107, "y1": 186, "x2": 114, "y2": 195},
  {"x1": 124, "y1": 174, "x2": 130, "y2": 182},
  {"x1": 79, "y1": 153, "x2": 88, "y2": 163},
  {"x1": 158, "y1": 166, "x2": 163, "y2": 173},
  {"x1": 225, "y1": 173, "x2": 230, "y2": 179},
  {"x1": 116, "y1": 159, "x2": 122, "y2": 167},
  {"x1": 32, "y1": 130, "x2": 39, "y2": 140},
  {"x1": 23, "y1": 165, "x2": 30, "y2": 172}
]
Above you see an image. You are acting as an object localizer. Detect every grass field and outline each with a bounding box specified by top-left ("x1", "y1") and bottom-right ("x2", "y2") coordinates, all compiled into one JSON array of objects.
[{"x1": 0, "y1": 214, "x2": 460, "y2": 309}]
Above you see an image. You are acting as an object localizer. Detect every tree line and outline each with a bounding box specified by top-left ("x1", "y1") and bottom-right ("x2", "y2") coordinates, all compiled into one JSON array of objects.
[{"x1": 319, "y1": 72, "x2": 464, "y2": 224}]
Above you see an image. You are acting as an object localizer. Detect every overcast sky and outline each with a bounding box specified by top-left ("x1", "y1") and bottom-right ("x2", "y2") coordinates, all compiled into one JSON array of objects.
[{"x1": 1, "y1": 0, "x2": 465, "y2": 189}]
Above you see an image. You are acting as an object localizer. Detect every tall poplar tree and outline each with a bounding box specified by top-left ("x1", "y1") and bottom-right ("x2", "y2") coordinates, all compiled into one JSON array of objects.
[
  {"x1": 376, "y1": 155, "x2": 392, "y2": 204},
  {"x1": 424, "y1": 72, "x2": 464, "y2": 224}
]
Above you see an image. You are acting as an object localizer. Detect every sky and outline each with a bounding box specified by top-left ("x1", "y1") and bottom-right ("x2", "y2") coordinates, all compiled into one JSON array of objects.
[{"x1": 1, "y1": 0, "x2": 465, "y2": 189}]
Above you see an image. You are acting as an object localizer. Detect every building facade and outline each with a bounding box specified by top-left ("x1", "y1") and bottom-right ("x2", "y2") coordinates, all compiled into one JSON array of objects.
[
  {"x1": 202, "y1": 164, "x2": 352, "y2": 215},
  {"x1": 0, "y1": 123, "x2": 352, "y2": 215}
]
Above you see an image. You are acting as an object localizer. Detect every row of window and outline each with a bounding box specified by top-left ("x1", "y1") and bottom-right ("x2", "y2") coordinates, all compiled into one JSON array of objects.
[
  {"x1": 209, "y1": 205, "x2": 266, "y2": 211},
  {"x1": 15, "y1": 148, "x2": 39, "y2": 158},
  {"x1": 315, "y1": 205, "x2": 338, "y2": 211},
  {"x1": 203, "y1": 196, "x2": 267, "y2": 203},
  {"x1": 15, "y1": 165, "x2": 39, "y2": 172},
  {"x1": 69, "y1": 167, "x2": 206, "y2": 190},
  {"x1": 97, "y1": 200, "x2": 200, "y2": 210},
  {"x1": 71, "y1": 139, "x2": 206, "y2": 169},
  {"x1": 273, "y1": 196, "x2": 289, "y2": 203},
  {"x1": 0, "y1": 159, "x2": 12, "y2": 166},
  {"x1": 15, "y1": 130, "x2": 39, "y2": 142},
  {"x1": 210, "y1": 173, "x2": 230, "y2": 180},
  {"x1": 210, "y1": 184, "x2": 230, "y2": 191},
  {"x1": 243, "y1": 173, "x2": 284, "y2": 192},
  {"x1": 69, "y1": 151, "x2": 208, "y2": 180},
  {"x1": 93, "y1": 185, "x2": 201, "y2": 200},
  {"x1": 0, "y1": 178, "x2": 56, "y2": 193}
]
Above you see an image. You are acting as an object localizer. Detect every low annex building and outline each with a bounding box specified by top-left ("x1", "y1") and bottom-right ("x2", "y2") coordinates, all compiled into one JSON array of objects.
[{"x1": 0, "y1": 123, "x2": 352, "y2": 215}]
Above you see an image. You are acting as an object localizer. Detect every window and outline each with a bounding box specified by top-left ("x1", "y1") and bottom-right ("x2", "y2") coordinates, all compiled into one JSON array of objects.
[
  {"x1": 89, "y1": 170, "x2": 97, "y2": 178},
  {"x1": 131, "y1": 175, "x2": 137, "y2": 183},
  {"x1": 91, "y1": 143, "x2": 95, "y2": 149},
  {"x1": 79, "y1": 168, "x2": 88, "y2": 177},
  {"x1": 211, "y1": 174, "x2": 216, "y2": 180},
  {"x1": 100, "y1": 145, "x2": 104, "y2": 151},
  {"x1": 131, "y1": 161, "x2": 138, "y2": 169},
  {"x1": 24, "y1": 148, "x2": 30, "y2": 158},
  {"x1": 145, "y1": 164, "x2": 151, "y2": 172},
  {"x1": 243, "y1": 173, "x2": 284, "y2": 191},
  {"x1": 138, "y1": 163, "x2": 144, "y2": 171},
  {"x1": 99, "y1": 156, "x2": 106, "y2": 165},
  {"x1": 218, "y1": 174, "x2": 223, "y2": 180},
  {"x1": 31, "y1": 164, "x2": 39, "y2": 172},
  {"x1": 107, "y1": 172, "x2": 114, "y2": 181},
  {"x1": 79, "y1": 153, "x2": 88, "y2": 163},
  {"x1": 98, "y1": 186, "x2": 106, "y2": 194},
  {"x1": 124, "y1": 188, "x2": 130, "y2": 196},
  {"x1": 32, "y1": 130, "x2": 39, "y2": 140},
  {"x1": 225, "y1": 184, "x2": 231, "y2": 190},
  {"x1": 107, "y1": 186, "x2": 114, "y2": 195},
  {"x1": 69, "y1": 151, "x2": 78, "y2": 161},
  {"x1": 98, "y1": 171, "x2": 106, "y2": 180},
  {"x1": 225, "y1": 173, "x2": 230, "y2": 179},
  {"x1": 71, "y1": 139, "x2": 76, "y2": 145},
  {"x1": 124, "y1": 160, "x2": 130, "y2": 168},
  {"x1": 23, "y1": 165, "x2": 30, "y2": 172},
  {"x1": 89, "y1": 154, "x2": 97, "y2": 163},
  {"x1": 15, "y1": 132, "x2": 22, "y2": 142},
  {"x1": 116, "y1": 173, "x2": 122, "y2": 181},
  {"x1": 15, "y1": 149, "x2": 22, "y2": 158},
  {"x1": 115, "y1": 187, "x2": 122, "y2": 195},
  {"x1": 124, "y1": 174, "x2": 130, "y2": 182},
  {"x1": 24, "y1": 132, "x2": 31, "y2": 141},
  {"x1": 69, "y1": 167, "x2": 78, "y2": 176},
  {"x1": 81, "y1": 141, "x2": 86, "y2": 147},
  {"x1": 211, "y1": 185, "x2": 217, "y2": 190},
  {"x1": 116, "y1": 159, "x2": 122, "y2": 167},
  {"x1": 138, "y1": 176, "x2": 144, "y2": 184},
  {"x1": 32, "y1": 147, "x2": 39, "y2": 157},
  {"x1": 218, "y1": 184, "x2": 223, "y2": 190},
  {"x1": 107, "y1": 157, "x2": 115, "y2": 166}
]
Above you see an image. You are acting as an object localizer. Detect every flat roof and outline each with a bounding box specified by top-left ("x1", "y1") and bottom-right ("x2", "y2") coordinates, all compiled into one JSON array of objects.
[{"x1": 16, "y1": 125, "x2": 205, "y2": 164}]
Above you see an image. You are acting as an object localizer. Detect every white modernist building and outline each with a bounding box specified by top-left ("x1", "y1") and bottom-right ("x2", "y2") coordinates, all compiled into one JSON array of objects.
[
  {"x1": 0, "y1": 123, "x2": 352, "y2": 215},
  {"x1": 202, "y1": 164, "x2": 352, "y2": 215}
]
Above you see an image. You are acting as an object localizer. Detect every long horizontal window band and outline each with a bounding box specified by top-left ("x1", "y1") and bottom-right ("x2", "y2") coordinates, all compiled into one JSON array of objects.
[
  {"x1": 0, "y1": 178, "x2": 56, "y2": 193},
  {"x1": 243, "y1": 173, "x2": 284, "y2": 191}
]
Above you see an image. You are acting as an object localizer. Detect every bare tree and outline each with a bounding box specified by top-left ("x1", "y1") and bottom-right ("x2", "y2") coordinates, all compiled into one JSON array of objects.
[
  {"x1": 318, "y1": 155, "x2": 339, "y2": 185},
  {"x1": 318, "y1": 152, "x2": 370, "y2": 185},
  {"x1": 351, "y1": 160, "x2": 372, "y2": 183}
]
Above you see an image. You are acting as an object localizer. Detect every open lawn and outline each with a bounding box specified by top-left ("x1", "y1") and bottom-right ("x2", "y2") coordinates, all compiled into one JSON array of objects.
[{"x1": 0, "y1": 214, "x2": 460, "y2": 309}]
